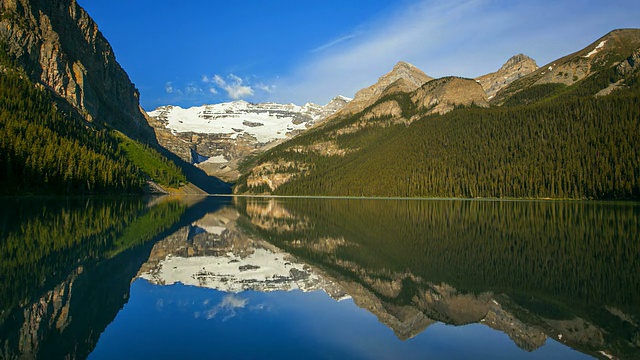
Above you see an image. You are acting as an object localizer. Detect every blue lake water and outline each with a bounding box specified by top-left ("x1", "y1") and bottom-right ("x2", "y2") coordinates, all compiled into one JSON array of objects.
[
  {"x1": 89, "y1": 280, "x2": 588, "y2": 360},
  {"x1": 1, "y1": 196, "x2": 638, "y2": 359}
]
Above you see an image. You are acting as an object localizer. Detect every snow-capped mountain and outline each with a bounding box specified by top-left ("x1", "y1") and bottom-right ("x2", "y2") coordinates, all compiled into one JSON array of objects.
[
  {"x1": 146, "y1": 96, "x2": 350, "y2": 181},
  {"x1": 149, "y1": 100, "x2": 329, "y2": 143}
]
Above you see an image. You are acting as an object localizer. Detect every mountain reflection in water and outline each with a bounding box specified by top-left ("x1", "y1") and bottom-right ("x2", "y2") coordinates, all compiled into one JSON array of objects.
[{"x1": 1, "y1": 197, "x2": 638, "y2": 359}]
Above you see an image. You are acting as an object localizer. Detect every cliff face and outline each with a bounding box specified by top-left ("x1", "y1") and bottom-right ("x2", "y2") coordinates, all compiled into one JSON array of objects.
[{"x1": 0, "y1": 0, "x2": 155, "y2": 141}]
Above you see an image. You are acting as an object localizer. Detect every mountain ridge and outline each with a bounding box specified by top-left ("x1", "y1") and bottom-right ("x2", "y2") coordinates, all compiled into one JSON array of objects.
[
  {"x1": 493, "y1": 28, "x2": 640, "y2": 104},
  {"x1": 234, "y1": 28, "x2": 640, "y2": 199},
  {"x1": 331, "y1": 61, "x2": 433, "y2": 119},
  {"x1": 0, "y1": 0, "x2": 230, "y2": 194},
  {"x1": 475, "y1": 53, "x2": 538, "y2": 99}
]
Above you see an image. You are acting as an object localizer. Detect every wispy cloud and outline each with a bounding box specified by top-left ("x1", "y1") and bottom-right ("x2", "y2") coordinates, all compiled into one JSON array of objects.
[
  {"x1": 255, "y1": 83, "x2": 276, "y2": 93},
  {"x1": 165, "y1": 81, "x2": 174, "y2": 94},
  {"x1": 266, "y1": 0, "x2": 637, "y2": 105},
  {"x1": 312, "y1": 30, "x2": 362, "y2": 52}
]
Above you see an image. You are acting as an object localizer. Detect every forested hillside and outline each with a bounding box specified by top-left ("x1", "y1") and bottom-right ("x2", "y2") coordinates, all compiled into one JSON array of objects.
[
  {"x1": 0, "y1": 52, "x2": 185, "y2": 195},
  {"x1": 235, "y1": 43, "x2": 640, "y2": 200}
]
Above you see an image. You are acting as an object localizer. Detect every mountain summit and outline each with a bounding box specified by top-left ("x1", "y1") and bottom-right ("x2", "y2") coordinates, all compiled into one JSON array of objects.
[
  {"x1": 476, "y1": 54, "x2": 538, "y2": 99},
  {"x1": 333, "y1": 61, "x2": 433, "y2": 117},
  {"x1": 146, "y1": 97, "x2": 349, "y2": 182},
  {"x1": 493, "y1": 28, "x2": 640, "y2": 104}
]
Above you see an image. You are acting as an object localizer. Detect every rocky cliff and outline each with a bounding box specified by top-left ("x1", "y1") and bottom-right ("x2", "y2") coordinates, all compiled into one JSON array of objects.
[{"x1": 0, "y1": 0, "x2": 155, "y2": 141}]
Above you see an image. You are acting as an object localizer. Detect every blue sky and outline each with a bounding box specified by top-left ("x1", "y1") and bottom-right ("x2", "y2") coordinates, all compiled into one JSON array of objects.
[{"x1": 77, "y1": 0, "x2": 640, "y2": 110}]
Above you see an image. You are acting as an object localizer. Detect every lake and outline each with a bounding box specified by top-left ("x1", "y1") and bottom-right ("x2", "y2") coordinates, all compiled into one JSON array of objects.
[{"x1": 1, "y1": 196, "x2": 638, "y2": 359}]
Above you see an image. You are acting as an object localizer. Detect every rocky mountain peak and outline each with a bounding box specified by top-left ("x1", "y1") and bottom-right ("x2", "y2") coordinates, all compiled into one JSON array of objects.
[
  {"x1": 147, "y1": 98, "x2": 349, "y2": 182},
  {"x1": 475, "y1": 54, "x2": 538, "y2": 99},
  {"x1": 331, "y1": 61, "x2": 433, "y2": 117},
  {"x1": 501, "y1": 54, "x2": 537, "y2": 71},
  {"x1": 491, "y1": 29, "x2": 640, "y2": 105},
  {"x1": 411, "y1": 76, "x2": 489, "y2": 115}
]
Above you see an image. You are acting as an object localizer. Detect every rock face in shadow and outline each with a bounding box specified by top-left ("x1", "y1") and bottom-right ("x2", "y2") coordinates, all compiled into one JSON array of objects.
[{"x1": 0, "y1": 0, "x2": 155, "y2": 142}]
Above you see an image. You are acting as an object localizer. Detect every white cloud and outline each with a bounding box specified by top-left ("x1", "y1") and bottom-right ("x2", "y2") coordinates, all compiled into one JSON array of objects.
[
  {"x1": 165, "y1": 81, "x2": 174, "y2": 94},
  {"x1": 212, "y1": 74, "x2": 255, "y2": 99},
  {"x1": 255, "y1": 83, "x2": 275, "y2": 93},
  {"x1": 185, "y1": 84, "x2": 202, "y2": 95}
]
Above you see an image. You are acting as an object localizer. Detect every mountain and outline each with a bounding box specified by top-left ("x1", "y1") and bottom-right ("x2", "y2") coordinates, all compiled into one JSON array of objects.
[
  {"x1": 493, "y1": 29, "x2": 640, "y2": 104},
  {"x1": 137, "y1": 205, "x2": 349, "y2": 300},
  {"x1": 475, "y1": 54, "x2": 538, "y2": 99},
  {"x1": 0, "y1": 0, "x2": 227, "y2": 194},
  {"x1": 0, "y1": 0, "x2": 154, "y2": 141},
  {"x1": 331, "y1": 61, "x2": 433, "y2": 118},
  {"x1": 235, "y1": 29, "x2": 640, "y2": 200},
  {"x1": 146, "y1": 96, "x2": 350, "y2": 182},
  {"x1": 411, "y1": 76, "x2": 488, "y2": 115}
]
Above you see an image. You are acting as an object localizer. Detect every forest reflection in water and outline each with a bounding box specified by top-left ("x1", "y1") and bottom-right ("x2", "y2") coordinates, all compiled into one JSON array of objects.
[
  {"x1": 233, "y1": 197, "x2": 639, "y2": 358},
  {"x1": 1, "y1": 196, "x2": 638, "y2": 359}
]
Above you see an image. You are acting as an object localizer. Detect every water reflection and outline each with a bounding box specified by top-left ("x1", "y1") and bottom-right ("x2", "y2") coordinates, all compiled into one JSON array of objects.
[
  {"x1": 232, "y1": 198, "x2": 639, "y2": 358},
  {"x1": 137, "y1": 205, "x2": 347, "y2": 299},
  {"x1": 0, "y1": 196, "x2": 206, "y2": 359},
  {"x1": 1, "y1": 197, "x2": 638, "y2": 359}
]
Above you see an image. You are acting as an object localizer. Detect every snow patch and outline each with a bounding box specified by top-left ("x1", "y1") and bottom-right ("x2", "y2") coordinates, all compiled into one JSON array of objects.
[{"x1": 585, "y1": 40, "x2": 607, "y2": 57}]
